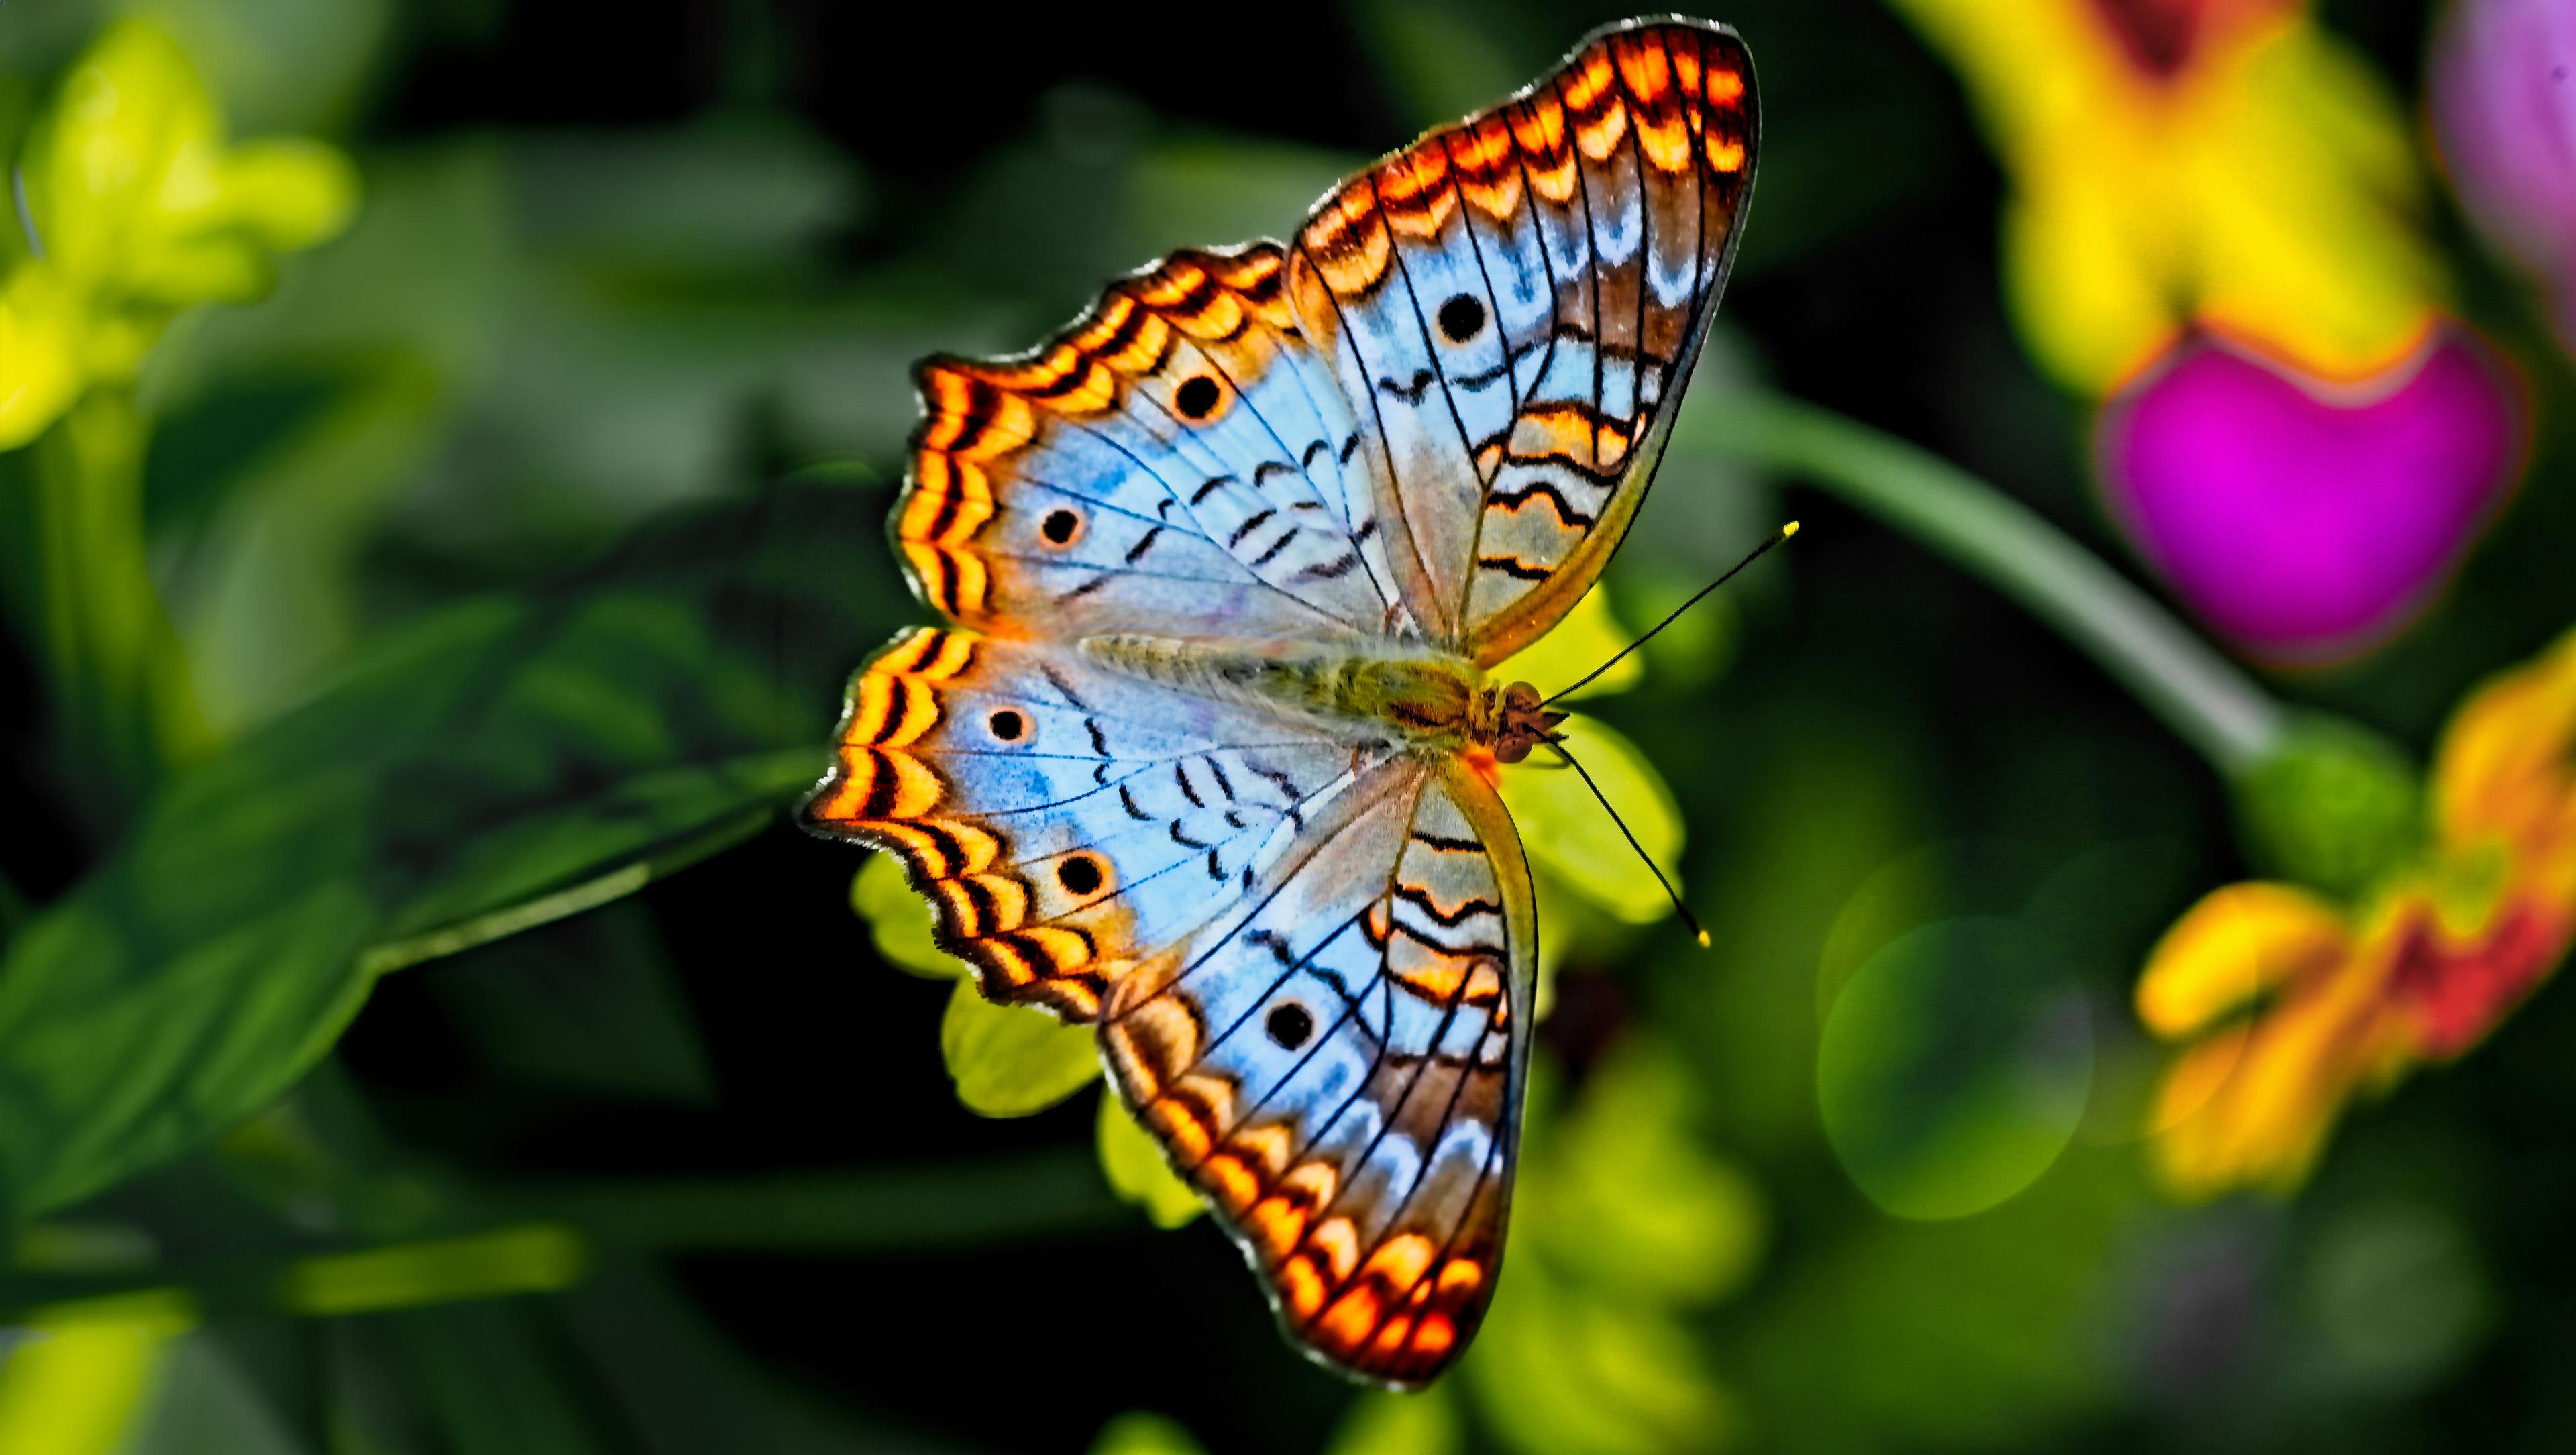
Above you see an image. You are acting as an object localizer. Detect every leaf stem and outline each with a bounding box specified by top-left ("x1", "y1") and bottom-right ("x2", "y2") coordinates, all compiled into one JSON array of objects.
[{"x1": 1681, "y1": 391, "x2": 2286, "y2": 777}]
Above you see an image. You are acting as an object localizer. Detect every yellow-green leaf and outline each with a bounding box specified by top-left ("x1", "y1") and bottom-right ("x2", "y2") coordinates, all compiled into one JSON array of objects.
[
  {"x1": 1325, "y1": 1387, "x2": 1463, "y2": 1455},
  {"x1": 1497, "y1": 714, "x2": 1684, "y2": 924},
  {"x1": 1464, "y1": 1258, "x2": 1737, "y2": 1455},
  {"x1": 1497, "y1": 586, "x2": 1642, "y2": 702},
  {"x1": 1095, "y1": 1090, "x2": 1203, "y2": 1228},
  {"x1": 849, "y1": 853, "x2": 965, "y2": 979},
  {"x1": 0, "y1": 268, "x2": 85, "y2": 450},
  {"x1": 0, "y1": 1293, "x2": 195, "y2": 1455},
  {"x1": 939, "y1": 979, "x2": 1098, "y2": 1117},
  {"x1": 1089, "y1": 1412, "x2": 1210, "y2": 1455},
  {"x1": 1532, "y1": 1042, "x2": 1767, "y2": 1306}
]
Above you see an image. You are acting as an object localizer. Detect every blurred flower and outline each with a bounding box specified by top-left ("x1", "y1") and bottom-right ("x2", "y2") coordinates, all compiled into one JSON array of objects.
[
  {"x1": 0, "y1": 19, "x2": 357, "y2": 449},
  {"x1": 2137, "y1": 627, "x2": 2576, "y2": 1194},
  {"x1": 2098, "y1": 326, "x2": 2523, "y2": 661},
  {"x1": 1889, "y1": 0, "x2": 2440, "y2": 392},
  {"x1": 2431, "y1": 0, "x2": 2576, "y2": 349}
]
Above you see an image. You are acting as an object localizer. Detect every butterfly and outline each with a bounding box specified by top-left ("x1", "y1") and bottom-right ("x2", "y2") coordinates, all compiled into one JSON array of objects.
[{"x1": 801, "y1": 17, "x2": 1757, "y2": 1388}]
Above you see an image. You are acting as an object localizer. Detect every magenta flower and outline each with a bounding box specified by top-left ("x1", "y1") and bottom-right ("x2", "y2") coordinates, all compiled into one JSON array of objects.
[
  {"x1": 2098, "y1": 327, "x2": 2524, "y2": 664},
  {"x1": 2432, "y1": 0, "x2": 2576, "y2": 346}
]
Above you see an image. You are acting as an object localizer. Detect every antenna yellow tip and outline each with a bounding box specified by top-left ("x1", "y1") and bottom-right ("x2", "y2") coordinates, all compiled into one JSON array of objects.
[
  {"x1": 1695, "y1": 928, "x2": 1712, "y2": 947},
  {"x1": 1782, "y1": 521, "x2": 1801, "y2": 539}
]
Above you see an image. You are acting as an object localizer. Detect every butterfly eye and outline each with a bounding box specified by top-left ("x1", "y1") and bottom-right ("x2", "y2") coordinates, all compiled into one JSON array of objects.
[
  {"x1": 1174, "y1": 374, "x2": 1222, "y2": 420},
  {"x1": 1039, "y1": 508, "x2": 1082, "y2": 546},
  {"x1": 1436, "y1": 293, "x2": 1486, "y2": 343},
  {"x1": 1055, "y1": 854, "x2": 1105, "y2": 896},
  {"x1": 987, "y1": 709, "x2": 1026, "y2": 742},
  {"x1": 1265, "y1": 1002, "x2": 1314, "y2": 1050}
]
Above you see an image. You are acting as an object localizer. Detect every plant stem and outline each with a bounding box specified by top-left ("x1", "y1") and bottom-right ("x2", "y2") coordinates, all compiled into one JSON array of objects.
[
  {"x1": 0, "y1": 1151, "x2": 1129, "y2": 1324},
  {"x1": 29, "y1": 390, "x2": 210, "y2": 810},
  {"x1": 1681, "y1": 390, "x2": 2287, "y2": 777}
]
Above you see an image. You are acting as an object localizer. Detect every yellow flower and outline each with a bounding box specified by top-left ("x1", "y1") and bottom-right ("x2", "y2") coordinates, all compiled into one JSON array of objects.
[
  {"x1": 1886, "y1": 0, "x2": 2441, "y2": 393},
  {"x1": 0, "y1": 19, "x2": 357, "y2": 449},
  {"x1": 2138, "y1": 628, "x2": 2576, "y2": 1194}
]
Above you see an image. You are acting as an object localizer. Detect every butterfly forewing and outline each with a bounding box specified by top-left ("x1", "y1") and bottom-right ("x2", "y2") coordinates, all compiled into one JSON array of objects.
[
  {"x1": 1102, "y1": 759, "x2": 1533, "y2": 1388},
  {"x1": 902, "y1": 246, "x2": 1411, "y2": 642},
  {"x1": 1287, "y1": 20, "x2": 1758, "y2": 663}
]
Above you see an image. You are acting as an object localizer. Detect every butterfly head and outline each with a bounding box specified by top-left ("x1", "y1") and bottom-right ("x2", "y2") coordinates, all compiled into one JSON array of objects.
[{"x1": 1486, "y1": 680, "x2": 1568, "y2": 765}]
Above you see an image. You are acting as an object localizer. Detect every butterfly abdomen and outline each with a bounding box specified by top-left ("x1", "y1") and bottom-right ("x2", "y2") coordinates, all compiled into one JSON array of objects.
[{"x1": 1077, "y1": 634, "x2": 1485, "y2": 747}]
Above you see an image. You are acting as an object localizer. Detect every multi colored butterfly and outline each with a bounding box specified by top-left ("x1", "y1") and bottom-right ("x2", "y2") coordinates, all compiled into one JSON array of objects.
[{"x1": 802, "y1": 17, "x2": 1759, "y2": 1387}]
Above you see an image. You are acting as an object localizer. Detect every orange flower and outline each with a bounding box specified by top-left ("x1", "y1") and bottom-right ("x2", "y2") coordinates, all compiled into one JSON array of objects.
[{"x1": 2137, "y1": 627, "x2": 2576, "y2": 1194}]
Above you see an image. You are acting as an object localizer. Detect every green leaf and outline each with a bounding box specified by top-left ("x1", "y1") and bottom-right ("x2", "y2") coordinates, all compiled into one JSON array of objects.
[
  {"x1": 119, "y1": 1327, "x2": 308, "y2": 1455},
  {"x1": 0, "y1": 480, "x2": 900, "y2": 1224},
  {"x1": 390, "y1": 1301, "x2": 614, "y2": 1455},
  {"x1": 427, "y1": 903, "x2": 716, "y2": 1105},
  {"x1": 1095, "y1": 1090, "x2": 1202, "y2": 1229},
  {"x1": 939, "y1": 981, "x2": 1099, "y2": 1118}
]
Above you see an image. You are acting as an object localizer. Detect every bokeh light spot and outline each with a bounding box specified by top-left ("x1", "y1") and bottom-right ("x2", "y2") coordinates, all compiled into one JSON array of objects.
[{"x1": 1819, "y1": 918, "x2": 2094, "y2": 1220}]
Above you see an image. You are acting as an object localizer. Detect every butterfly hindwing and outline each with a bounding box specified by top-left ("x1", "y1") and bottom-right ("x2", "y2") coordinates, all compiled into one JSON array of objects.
[
  {"x1": 904, "y1": 246, "x2": 1413, "y2": 642},
  {"x1": 1102, "y1": 757, "x2": 1532, "y2": 1388},
  {"x1": 1288, "y1": 19, "x2": 1757, "y2": 662},
  {"x1": 802, "y1": 627, "x2": 1360, "y2": 1018}
]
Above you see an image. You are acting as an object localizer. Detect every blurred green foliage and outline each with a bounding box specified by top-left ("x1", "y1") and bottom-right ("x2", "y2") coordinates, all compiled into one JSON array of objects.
[{"x1": 0, "y1": 1, "x2": 2571, "y2": 1453}]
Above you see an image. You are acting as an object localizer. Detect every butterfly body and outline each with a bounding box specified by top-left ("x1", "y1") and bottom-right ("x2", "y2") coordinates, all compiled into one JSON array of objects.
[
  {"x1": 1075, "y1": 635, "x2": 1560, "y2": 764},
  {"x1": 806, "y1": 17, "x2": 1758, "y2": 1387}
]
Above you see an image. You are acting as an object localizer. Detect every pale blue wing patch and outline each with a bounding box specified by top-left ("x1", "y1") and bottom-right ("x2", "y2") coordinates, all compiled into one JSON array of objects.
[{"x1": 1099, "y1": 759, "x2": 1530, "y2": 1388}]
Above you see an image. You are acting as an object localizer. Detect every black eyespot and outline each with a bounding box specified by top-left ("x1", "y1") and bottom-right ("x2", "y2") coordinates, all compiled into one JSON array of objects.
[
  {"x1": 988, "y1": 709, "x2": 1025, "y2": 741},
  {"x1": 1057, "y1": 855, "x2": 1104, "y2": 896},
  {"x1": 1265, "y1": 1002, "x2": 1314, "y2": 1050},
  {"x1": 1175, "y1": 375, "x2": 1221, "y2": 419},
  {"x1": 1040, "y1": 508, "x2": 1080, "y2": 545},
  {"x1": 1437, "y1": 293, "x2": 1486, "y2": 343}
]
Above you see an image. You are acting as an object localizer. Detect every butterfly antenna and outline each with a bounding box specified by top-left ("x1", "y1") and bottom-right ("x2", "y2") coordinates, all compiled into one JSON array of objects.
[
  {"x1": 1542, "y1": 521, "x2": 1799, "y2": 706},
  {"x1": 1543, "y1": 736, "x2": 1711, "y2": 947}
]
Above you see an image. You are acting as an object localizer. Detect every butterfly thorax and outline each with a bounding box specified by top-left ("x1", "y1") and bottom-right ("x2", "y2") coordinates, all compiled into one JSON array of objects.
[{"x1": 1076, "y1": 635, "x2": 1562, "y2": 763}]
